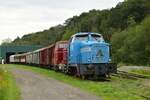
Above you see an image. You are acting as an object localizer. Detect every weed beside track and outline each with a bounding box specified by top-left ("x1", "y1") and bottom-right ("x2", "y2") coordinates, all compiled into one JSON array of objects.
[
  {"x1": 112, "y1": 70, "x2": 150, "y2": 80},
  {"x1": 0, "y1": 67, "x2": 20, "y2": 100}
]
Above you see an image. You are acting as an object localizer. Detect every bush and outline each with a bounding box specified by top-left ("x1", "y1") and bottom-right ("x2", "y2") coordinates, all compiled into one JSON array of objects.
[{"x1": 111, "y1": 15, "x2": 150, "y2": 65}]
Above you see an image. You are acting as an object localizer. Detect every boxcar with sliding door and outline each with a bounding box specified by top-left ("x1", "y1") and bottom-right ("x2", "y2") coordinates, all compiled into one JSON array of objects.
[
  {"x1": 32, "y1": 50, "x2": 40, "y2": 65},
  {"x1": 53, "y1": 41, "x2": 68, "y2": 71},
  {"x1": 47, "y1": 44, "x2": 55, "y2": 67},
  {"x1": 26, "y1": 52, "x2": 33, "y2": 64},
  {"x1": 39, "y1": 47, "x2": 49, "y2": 66},
  {"x1": 19, "y1": 53, "x2": 26, "y2": 64}
]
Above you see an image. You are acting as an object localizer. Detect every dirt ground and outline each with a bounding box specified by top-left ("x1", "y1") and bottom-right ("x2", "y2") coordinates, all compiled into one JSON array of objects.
[
  {"x1": 10, "y1": 68, "x2": 101, "y2": 100},
  {"x1": 118, "y1": 66, "x2": 150, "y2": 71}
]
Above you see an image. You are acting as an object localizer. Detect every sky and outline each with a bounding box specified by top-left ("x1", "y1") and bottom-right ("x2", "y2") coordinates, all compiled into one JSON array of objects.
[{"x1": 0, "y1": 0, "x2": 124, "y2": 44}]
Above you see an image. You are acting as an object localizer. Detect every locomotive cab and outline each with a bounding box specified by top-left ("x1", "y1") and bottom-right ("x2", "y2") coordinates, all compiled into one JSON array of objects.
[{"x1": 68, "y1": 32, "x2": 116, "y2": 79}]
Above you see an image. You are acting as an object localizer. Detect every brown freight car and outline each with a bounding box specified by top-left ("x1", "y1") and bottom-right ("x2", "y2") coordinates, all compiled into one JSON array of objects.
[
  {"x1": 39, "y1": 46, "x2": 51, "y2": 66},
  {"x1": 39, "y1": 41, "x2": 68, "y2": 71}
]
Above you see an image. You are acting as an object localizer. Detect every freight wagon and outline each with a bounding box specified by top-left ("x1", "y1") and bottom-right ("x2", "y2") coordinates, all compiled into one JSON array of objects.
[{"x1": 10, "y1": 41, "x2": 68, "y2": 70}]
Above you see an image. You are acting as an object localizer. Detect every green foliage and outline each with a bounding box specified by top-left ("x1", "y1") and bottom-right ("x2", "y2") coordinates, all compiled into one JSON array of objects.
[
  {"x1": 111, "y1": 16, "x2": 150, "y2": 65},
  {"x1": 12, "y1": 25, "x2": 65, "y2": 46},
  {"x1": 0, "y1": 68, "x2": 20, "y2": 100},
  {"x1": 1, "y1": 38, "x2": 12, "y2": 46},
  {"x1": 62, "y1": 0, "x2": 150, "y2": 41},
  {"x1": 109, "y1": 0, "x2": 149, "y2": 29}
]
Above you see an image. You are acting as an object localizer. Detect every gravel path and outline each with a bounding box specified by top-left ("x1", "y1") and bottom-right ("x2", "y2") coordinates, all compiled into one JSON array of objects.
[
  {"x1": 10, "y1": 68, "x2": 101, "y2": 100},
  {"x1": 118, "y1": 66, "x2": 150, "y2": 71}
]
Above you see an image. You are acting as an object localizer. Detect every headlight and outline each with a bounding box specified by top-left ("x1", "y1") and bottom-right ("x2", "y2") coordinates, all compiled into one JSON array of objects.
[
  {"x1": 81, "y1": 46, "x2": 91, "y2": 52},
  {"x1": 109, "y1": 58, "x2": 111, "y2": 62}
]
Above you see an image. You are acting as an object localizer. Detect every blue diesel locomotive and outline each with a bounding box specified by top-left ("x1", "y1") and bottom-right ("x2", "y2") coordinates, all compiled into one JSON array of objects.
[{"x1": 67, "y1": 32, "x2": 116, "y2": 79}]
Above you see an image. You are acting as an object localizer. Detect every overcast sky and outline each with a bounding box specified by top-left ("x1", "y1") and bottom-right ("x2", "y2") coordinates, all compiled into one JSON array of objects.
[{"x1": 0, "y1": 0, "x2": 124, "y2": 44}]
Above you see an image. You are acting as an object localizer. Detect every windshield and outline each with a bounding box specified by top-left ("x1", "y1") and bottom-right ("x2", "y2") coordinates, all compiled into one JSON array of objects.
[
  {"x1": 75, "y1": 35, "x2": 88, "y2": 41},
  {"x1": 91, "y1": 34, "x2": 103, "y2": 42}
]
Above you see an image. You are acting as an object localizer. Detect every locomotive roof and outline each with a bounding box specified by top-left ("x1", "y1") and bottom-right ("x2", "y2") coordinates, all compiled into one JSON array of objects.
[{"x1": 72, "y1": 32, "x2": 102, "y2": 37}]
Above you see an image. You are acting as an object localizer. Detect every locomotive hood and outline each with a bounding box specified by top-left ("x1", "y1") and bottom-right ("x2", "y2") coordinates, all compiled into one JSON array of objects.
[
  {"x1": 80, "y1": 42, "x2": 110, "y2": 64},
  {"x1": 68, "y1": 32, "x2": 111, "y2": 64}
]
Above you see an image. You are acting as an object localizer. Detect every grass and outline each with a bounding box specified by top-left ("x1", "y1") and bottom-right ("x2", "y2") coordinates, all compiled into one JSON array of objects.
[
  {"x1": 0, "y1": 66, "x2": 20, "y2": 100},
  {"x1": 130, "y1": 69, "x2": 150, "y2": 77},
  {"x1": 3, "y1": 64, "x2": 150, "y2": 100}
]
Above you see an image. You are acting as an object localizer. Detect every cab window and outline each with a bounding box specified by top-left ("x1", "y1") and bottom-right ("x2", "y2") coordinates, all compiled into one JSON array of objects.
[
  {"x1": 91, "y1": 34, "x2": 103, "y2": 42},
  {"x1": 75, "y1": 35, "x2": 88, "y2": 41}
]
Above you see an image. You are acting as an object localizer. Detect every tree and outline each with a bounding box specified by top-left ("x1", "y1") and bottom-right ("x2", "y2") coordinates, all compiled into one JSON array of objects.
[
  {"x1": 1, "y1": 38, "x2": 12, "y2": 46},
  {"x1": 111, "y1": 15, "x2": 150, "y2": 65}
]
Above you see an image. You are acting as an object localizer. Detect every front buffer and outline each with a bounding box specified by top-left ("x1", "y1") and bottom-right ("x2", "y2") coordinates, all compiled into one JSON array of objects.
[{"x1": 78, "y1": 63, "x2": 117, "y2": 79}]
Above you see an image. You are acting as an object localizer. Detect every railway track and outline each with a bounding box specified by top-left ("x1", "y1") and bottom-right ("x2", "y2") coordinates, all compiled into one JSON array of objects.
[
  {"x1": 112, "y1": 70, "x2": 150, "y2": 100},
  {"x1": 112, "y1": 70, "x2": 150, "y2": 79},
  {"x1": 132, "y1": 93, "x2": 150, "y2": 100}
]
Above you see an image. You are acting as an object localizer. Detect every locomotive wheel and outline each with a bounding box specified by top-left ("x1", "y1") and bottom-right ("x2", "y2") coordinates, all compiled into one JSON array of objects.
[{"x1": 64, "y1": 66, "x2": 68, "y2": 74}]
